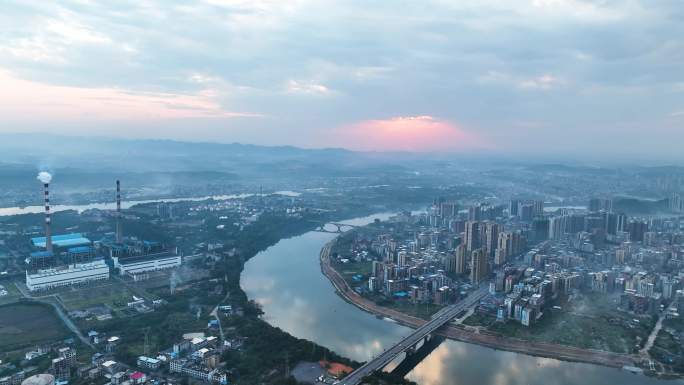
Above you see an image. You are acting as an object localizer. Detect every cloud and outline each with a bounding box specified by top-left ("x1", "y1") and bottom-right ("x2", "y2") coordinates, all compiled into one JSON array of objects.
[
  {"x1": 479, "y1": 71, "x2": 565, "y2": 90},
  {"x1": 0, "y1": 70, "x2": 260, "y2": 121},
  {"x1": 337, "y1": 116, "x2": 487, "y2": 152},
  {"x1": 0, "y1": 9, "x2": 122, "y2": 65},
  {"x1": 0, "y1": 0, "x2": 681, "y2": 157},
  {"x1": 286, "y1": 80, "x2": 333, "y2": 96},
  {"x1": 46, "y1": 19, "x2": 112, "y2": 45},
  {"x1": 518, "y1": 74, "x2": 565, "y2": 90},
  {"x1": 530, "y1": 0, "x2": 625, "y2": 22},
  {"x1": 351, "y1": 66, "x2": 394, "y2": 80},
  {"x1": 513, "y1": 120, "x2": 546, "y2": 128}
]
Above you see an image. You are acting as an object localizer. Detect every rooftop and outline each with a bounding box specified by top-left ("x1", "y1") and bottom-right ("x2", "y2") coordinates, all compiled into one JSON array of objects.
[
  {"x1": 67, "y1": 246, "x2": 92, "y2": 254},
  {"x1": 32, "y1": 233, "x2": 91, "y2": 248},
  {"x1": 102, "y1": 360, "x2": 117, "y2": 368},
  {"x1": 138, "y1": 356, "x2": 160, "y2": 364},
  {"x1": 130, "y1": 372, "x2": 145, "y2": 380},
  {"x1": 29, "y1": 251, "x2": 53, "y2": 259}
]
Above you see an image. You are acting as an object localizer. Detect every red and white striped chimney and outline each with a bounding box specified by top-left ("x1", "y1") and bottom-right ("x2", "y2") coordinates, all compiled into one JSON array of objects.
[
  {"x1": 116, "y1": 180, "x2": 122, "y2": 243},
  {"x1": 44, "y1": 182, "x2": 52, "y2": 253}
]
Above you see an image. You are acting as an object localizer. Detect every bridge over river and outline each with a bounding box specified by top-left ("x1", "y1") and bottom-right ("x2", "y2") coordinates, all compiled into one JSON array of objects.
[
  {"x1": 310, "y1": 221, "x2": 363, "y2": 233},
  {"x1": 340, "y1": 287, "x2": 489, "y2": 385}
]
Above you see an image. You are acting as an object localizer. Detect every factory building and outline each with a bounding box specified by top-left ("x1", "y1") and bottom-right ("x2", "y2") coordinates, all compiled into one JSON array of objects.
[
  {"x1": 25, "y1": 175, "x2": 110, "y2": 291},
  {"x1": 26, "y1": 235, "x2": 110, "y2": 291},
  {"x1": 26, "y1": 259, "x2": 110, "y2": 291},
  {"x1": 103, "y1": 180, "x2": 183, "y2": 278},
  {"x1": 110, "y1": 247, "x2": 182, "y2": 276},
  {"x1": 25, "y1": 176, "x2": 181, "y2": 290}
]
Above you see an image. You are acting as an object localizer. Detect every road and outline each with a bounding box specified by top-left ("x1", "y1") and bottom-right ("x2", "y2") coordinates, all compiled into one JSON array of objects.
[
  {"x1": 641, "y1": 307, "x2": 666, "y2": 358},
  {"x1": 210, "y1": 289, "x2": 232, "y2": 343},
  {"x1": 14, "y1": 280, "x2": 93, "y2": 348},
  {"x1": 339, "y1": 287, "x2": 488, "y2": 385}
]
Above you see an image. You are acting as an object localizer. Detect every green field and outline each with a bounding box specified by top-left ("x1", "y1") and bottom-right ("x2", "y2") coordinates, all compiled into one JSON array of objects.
[
  {"x1": 384, "y1": 300, "x2": 442, "y2": 320},
  {"x1": 650, "y1": 318, "x2": 684, "y2": 371},
  {"x1": 57, "y1": 283, "x2": 136, "y2": 311},
  {"x1": 334, "y1": 261, "x2": 373, "y2": 282},
  {"x1": 0, "y1": 281, "x2": 22, "y2": 306},
  {"x1": 0, "y1": 303, "x2": 71, "y2": 352}
]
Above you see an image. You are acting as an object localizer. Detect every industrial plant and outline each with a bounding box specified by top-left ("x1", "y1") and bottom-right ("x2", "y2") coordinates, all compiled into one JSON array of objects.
[{"x1": 25, "y1": 174, "x2": 182, "y2": 291}]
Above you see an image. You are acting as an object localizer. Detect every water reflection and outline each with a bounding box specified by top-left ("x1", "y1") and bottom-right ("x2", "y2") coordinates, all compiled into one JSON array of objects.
[
  {"x1": 242, "y1": 214, "x2": 406, "y2": 362},
  {"x1": 241, "y1": 214, "x2": 680, "y2": 385},
  {"x1": 408, "y1": 340, "x2": 666, "y2": 385}
]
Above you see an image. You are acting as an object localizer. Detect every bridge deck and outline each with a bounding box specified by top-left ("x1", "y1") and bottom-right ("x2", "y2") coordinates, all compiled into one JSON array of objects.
[{"x1": 340, "y1": 287, "x2": 488, "y2": 385}]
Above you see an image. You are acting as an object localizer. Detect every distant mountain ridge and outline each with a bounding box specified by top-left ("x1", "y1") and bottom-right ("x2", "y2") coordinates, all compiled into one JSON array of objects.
[
  {"x1": 0, "y1": 133, "x2": 417, "y2": 193},
  {"x1": 0, "y1": 132, "x2": 354, "y2": 171}
]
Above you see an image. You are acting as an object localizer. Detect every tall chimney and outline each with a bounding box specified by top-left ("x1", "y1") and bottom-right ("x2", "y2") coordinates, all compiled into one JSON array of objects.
[
  {"x1": 44, "y1": 182, "x2": 52, "y2": 253},
  {"x1": 116, "y1": 180, "x2": 122, "y2": 243}
]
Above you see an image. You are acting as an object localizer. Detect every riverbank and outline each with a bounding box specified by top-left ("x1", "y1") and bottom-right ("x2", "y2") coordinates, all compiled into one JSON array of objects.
[
  {"x1": 0, "y1": 191, "x2": 303, "y2": 217},
  {"x1": 319, "y1": 239, "x2": 640, "y2": 372}
]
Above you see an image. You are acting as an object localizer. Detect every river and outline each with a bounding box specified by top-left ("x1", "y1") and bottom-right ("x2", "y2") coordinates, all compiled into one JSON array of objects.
[
  {"x1": 241, "y1": 213, "x2": 680, "y2": 385},
  {"x1": 0, "y1": 191, "x2": 300, "y2": 217}
]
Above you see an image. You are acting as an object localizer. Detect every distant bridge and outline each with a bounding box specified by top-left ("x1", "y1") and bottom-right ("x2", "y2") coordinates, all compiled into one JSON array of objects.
[
  {"x1": 339, "y1": 287, "x2": 488, "y2": 385},
  {"x1": 310, "y1": 221, "x2": 362, "y2": 233}
]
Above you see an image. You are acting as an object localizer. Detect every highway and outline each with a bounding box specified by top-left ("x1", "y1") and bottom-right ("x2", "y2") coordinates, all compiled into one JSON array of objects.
[{"x1": 340, "y1": 287, "x2": 489, "y2": 385}]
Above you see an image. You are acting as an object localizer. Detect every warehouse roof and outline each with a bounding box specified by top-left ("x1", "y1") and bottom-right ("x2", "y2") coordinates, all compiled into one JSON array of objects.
[{"x1": 32, "y1": 233, "x2": 91, "y2": 248}]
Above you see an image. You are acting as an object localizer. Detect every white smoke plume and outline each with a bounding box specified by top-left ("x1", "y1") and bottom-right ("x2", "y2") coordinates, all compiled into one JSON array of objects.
[
  {"x1": 37, "y1": 171, "x2": 52, "y2": 184},
  {"x1": 170, "y1": 270, "x2": 180, "y2": 294}
]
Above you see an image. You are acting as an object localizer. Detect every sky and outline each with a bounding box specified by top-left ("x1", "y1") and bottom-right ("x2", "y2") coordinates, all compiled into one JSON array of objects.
[{"x1": 0, "y1": 0, "x2": 682, "y2": 158}]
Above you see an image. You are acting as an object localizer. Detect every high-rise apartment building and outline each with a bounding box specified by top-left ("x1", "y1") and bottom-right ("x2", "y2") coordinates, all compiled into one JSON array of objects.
[
  {"x1": 454, "y1": 244, "x2": 467, "y2": 274},
  {"x1": 483, "y1": 222, "x2": 500, "y2": 258},
  {"x1": 465, "y1": 221, "x2": 480, "y2": 252},
  {"x1": 468, "y1": 205, "x2": 482, "y2": 221},
  {"x1": 470, "y1": 248, "x2": 488, "y2": 284}
]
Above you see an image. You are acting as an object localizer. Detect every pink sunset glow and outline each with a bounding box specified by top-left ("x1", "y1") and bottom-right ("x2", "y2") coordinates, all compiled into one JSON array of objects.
[
  {"x1": 0, "y1": 70, "x2": 257, "y2": 122},
  {"x1": 337, "y1": 116, "x2": 485, "y2": 152}
]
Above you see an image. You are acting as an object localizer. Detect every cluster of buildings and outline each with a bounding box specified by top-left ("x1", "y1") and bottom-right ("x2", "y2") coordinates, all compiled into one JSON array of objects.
[
  {"x1": 338, "y1": 201, "x2": 533, "y2": 307},
  {"x1": 336, "y1": 194, "x2": 684, "y2": 327},
  {"x1": 166, "y1": 335, "x2": 229, "y2": 384},
  {"x1": 184, "y1": 192, "x2": 304, "y2": 230},
  {"x1": 0, "y1": 344, "x2": 77, "y2": 385},
  {"x1": 367, "y1": 256, "x2": 458, "y2": 305},
  {"x1": 3, "y1": 329, "x2": 238, "y2": 385},
  {"x1": 488, "y1": 265, "x2": 580, "y2": 326}
]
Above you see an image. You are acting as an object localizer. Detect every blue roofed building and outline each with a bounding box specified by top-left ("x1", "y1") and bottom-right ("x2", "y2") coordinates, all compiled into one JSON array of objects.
[
  {"x1": 31, "y1": 233, "x2": 91, "y2": 249},
  {"x1": 26, "y1": 233, "x2": 109, "y2": 291}
]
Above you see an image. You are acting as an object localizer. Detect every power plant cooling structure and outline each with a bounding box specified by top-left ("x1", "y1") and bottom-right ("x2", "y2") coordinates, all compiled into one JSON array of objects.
[
  {"x1": 116, "y1": 179, "x2": 122, "y2": 243},
  {"x1": 44, "y1": 182, "x2": 52, "y2": 253}
]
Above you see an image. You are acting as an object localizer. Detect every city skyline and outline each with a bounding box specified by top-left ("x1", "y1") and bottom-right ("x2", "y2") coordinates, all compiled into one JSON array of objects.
[{"x1": 0, "y1": 1, "x2": 683, "y2": 158}]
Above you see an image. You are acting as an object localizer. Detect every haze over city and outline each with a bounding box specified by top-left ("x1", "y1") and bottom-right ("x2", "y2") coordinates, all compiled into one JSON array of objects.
[
  {"x1": 0, "y1": 1, "x2": 682, "y2": 159},
  {"x1": 3, "y1": 2, "x2": 684, "y2": 385}
]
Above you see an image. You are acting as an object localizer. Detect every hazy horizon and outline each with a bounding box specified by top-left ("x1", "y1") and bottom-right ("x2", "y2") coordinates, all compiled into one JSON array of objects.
[{"x1": 1, "y1": 130, "x2": 683, "y2": 167}]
